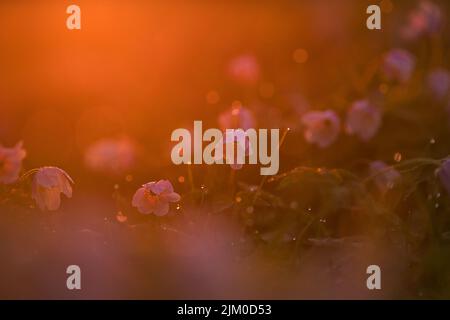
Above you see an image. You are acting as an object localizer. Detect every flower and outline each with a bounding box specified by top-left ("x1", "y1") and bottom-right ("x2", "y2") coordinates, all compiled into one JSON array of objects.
[
  {"x1": 84, "y1": 137, "x2": 136, "y2": 175},
  {"x1": 218, "y1": 106, "x2": 256, "y2": 131},
  {"x1": 227, "y1": 54, "x2": 260, "y2": 85},
  {"x1": 437, "y1": 158, "x2": 450, "y2": 195},
  {"x1": 301, "y1": 110, "x2": 340, "y2": 148},
  {"x1": 427, "y1": 68, "x2": 450, "y2": 100},
  {"x1": 381, "y1": 49, "x2": 416, "y2": 83},
  {"x1": 345, "y1": 100, "x2": 382, "y2": 141},
  {"x1": 369, "y1": 161, "x2": 401, "y2": 193},
  {"x1": 31, "y1": 167, "x2": 74, "y2": 211},
  {"x1": 401, "y1": 1, "x2": 442, "y2": 40},
  {"x1": 218, "y1": 129, "x2": 254, "y2": 170},
  {"x1": 132, "y1": 180, "x2": 180, "y2": 216},
  {"x1": 0, "y1": 141, "x2": 26, "y2": 184}
]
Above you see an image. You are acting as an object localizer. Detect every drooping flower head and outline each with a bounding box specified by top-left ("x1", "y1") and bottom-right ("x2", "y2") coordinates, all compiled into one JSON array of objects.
[
  {"x1": 381, "y1": 49, "x2": 416, "y2": 83},
  {"x1": 369, "y1": 161, "x2": 401, "y2": 194},
  {"x1": 301, "y1": 110, "x2": 340, "y2": 148},
  {"x1": 84, "y1": 137, "x2": 136, "y2": 175},
  {"x1": 427, "y1": 68, "x2": 450, "y2": 100},
  {"x1": 0, "y1": 141, "x2": 26, "y2": 184},
  {"x1": 227, "y1": 54, "x2": 260, "y2": 86},
  {"x1": 132, "y1": 180, "x2": 180, "y2": 216},
  {"x1": 345, "y1": 100, "x2": 382, "y2": 141},
  {"x1": 32, "y1": 167, "x2": 74, "y2": 211}
]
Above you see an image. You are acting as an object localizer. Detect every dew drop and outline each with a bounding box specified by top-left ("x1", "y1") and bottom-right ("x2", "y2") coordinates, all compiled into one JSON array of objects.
[
  {"x1": 394, "y1": 152, "x2": 402, "y2": 162},
  {"x1": 430, "y1": 138, "x2": 436, "y2": 144}
]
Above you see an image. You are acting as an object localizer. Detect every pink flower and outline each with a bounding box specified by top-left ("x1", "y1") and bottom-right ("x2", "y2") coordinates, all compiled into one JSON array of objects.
[
  {"x1": 227, "y1": 54, "x2": 260, "y2": 85},
  {"x1": 0, "y1": 141, "x2": 26, "y2": 184},
  {"x1": 301, "y1": 110, "x2": 340, "y2": 148},
  {"x1": 401, "y1": 1, "x2": 442, "y2": 40},
  {"x1": 369, "y1": 161, "x2": 401, "y2": 193},
  {"x1": 132, "y1": 180, "x2": 180, "y2": 216},
  {"x1": 84, "y1": 137, "x2": 136, "y2": 175},
  {"x1": 345, "y1": 100, "x2": 382, "y2": 141},
  {"x1": 218, "y1": 106, "x2": 256, "y2": 131},
  {"x1": 32, "y1": 167, "x2": 74, "y2": 211},
  {"x1": 381, "y1": 49, "x2": 416, "y2": 83},
  {"x1": 427, "y1": 68, "x2": 450, "y2": 100}
]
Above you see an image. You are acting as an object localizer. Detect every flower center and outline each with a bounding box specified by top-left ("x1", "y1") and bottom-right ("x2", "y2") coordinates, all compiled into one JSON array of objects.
[{"x1": 144, "y1": 189, "x2": 159, "y2": 205}]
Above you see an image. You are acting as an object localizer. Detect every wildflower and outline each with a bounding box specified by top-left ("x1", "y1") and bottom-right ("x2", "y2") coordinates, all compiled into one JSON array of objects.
[
  {"x1": 401, "y1": 1, "x2": 442, "y2": 40},
  {"x1": 31, "y1": 167, "x2": 74, "y2": 211},
  {"x1": 345, "y1": 100, "x2": 382, "y2": 141},
  {"x1": 227, "y1": 54, "x2": 260, "y2": 86},
  {"x1": 219, "y1": 129, "x2": 254, "y2": 170},
  {"x1": 427, "y1": 68, "x2": 450, "y2": 100},
  {"x1": 301, "y1": 110, "x2": 340, "y2": 148},
  {"x1": 132, "y1": 180, "x2": 180, "y2": 216},
  {"x1": 369, "y1": 161, "x2": 401, "y2": 193},
  {"x1": 437, "y1": 158, "x2": 450, "y2": 195},
  {"x1": 84, "y1": 137, "x2": 136, "y2": 175},
  {"x1": 218, "y1": 106, "x2": 256, "y2": 131},
  {"x1": 0, "y1": 141, "x2": 26, "y2": 184},
  {"x1": 381, "y1": 49, "x2": 416, "y2": 83}
]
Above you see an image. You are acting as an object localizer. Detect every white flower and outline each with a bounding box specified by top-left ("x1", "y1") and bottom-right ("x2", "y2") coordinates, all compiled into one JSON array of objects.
[
  {"x1": 382, "y1": 49, "x2": 416, "y2": 83},
  {"x1": 132, "y1": 180, "x2": 180, "y2": 216},
  {"x1": 0, "y1": 141, "x2": 26, "y2": 184},
  {"x1": 345, "y1": 100, "x2": 382, "y2": 141},
  {"x1": 32, "y1": 167, "x2": 74, "y2": 211},
  {"x1": 301, "y1": 110, "x2": 340, "y2": 148}
]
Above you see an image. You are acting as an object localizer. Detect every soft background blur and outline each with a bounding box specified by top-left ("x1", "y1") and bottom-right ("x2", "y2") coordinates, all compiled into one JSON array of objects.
[{"x1": 0, "y1": 0, "x2": 450, "y2": 299}]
